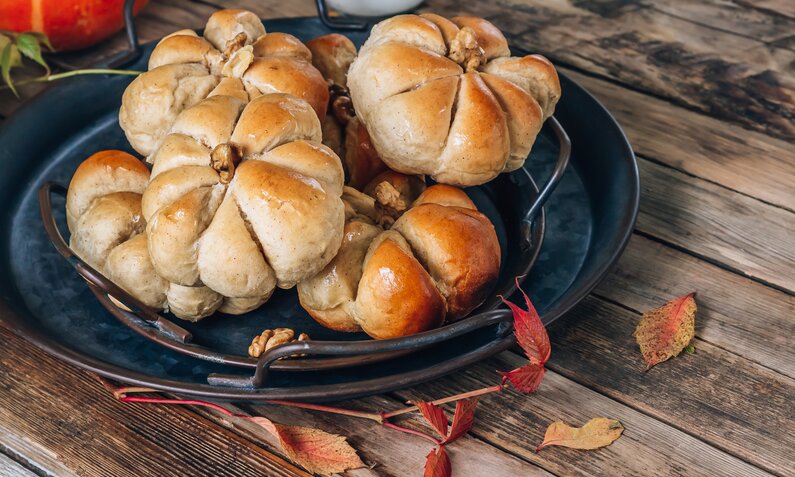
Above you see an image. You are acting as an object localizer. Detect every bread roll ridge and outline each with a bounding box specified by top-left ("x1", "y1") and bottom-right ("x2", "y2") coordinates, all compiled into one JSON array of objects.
[
  {"x1": 299, "y1": 177, "x2": 501, "y2": 338},
  {"x1": 348, "y1": 13, "x2": 561, "y2": 186}
]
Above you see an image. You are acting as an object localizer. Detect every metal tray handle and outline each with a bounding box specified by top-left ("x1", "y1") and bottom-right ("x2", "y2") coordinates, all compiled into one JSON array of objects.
[
  {"x1": 38, "y1": 183, "x2": 192, "y2": 342},
  {"x1": 208, "y1": 309, "x2": 514, "y2": 388},
  {"x1": 519, "y1": 116, "x2": 571, "y2": 250}
]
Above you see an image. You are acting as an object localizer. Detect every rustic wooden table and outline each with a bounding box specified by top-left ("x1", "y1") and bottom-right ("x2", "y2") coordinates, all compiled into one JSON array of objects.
[{"x1": 1, "y1": 1, "x2": 793, "y2": 476}]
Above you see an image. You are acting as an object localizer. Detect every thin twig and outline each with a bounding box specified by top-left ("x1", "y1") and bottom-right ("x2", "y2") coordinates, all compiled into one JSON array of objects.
[
  {"x1": 119, "y1": 396, "x2": 249, "y2": 418},
  {"x1": 382, "y1": 421, "x2": 441, "y2": 445},
  {"x1": 0, "y1": 69, "x2": 141, "y2": 90},
  {"x1": 382, "y1": 384, "x2": 504, "y2": 419},
  {"x1": 264, "y1": 399, "x2": 384, "y2": 423}
]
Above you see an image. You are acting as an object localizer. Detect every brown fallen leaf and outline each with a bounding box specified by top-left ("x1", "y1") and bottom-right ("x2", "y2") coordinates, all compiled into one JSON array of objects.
[
  {"x1": 536, "y1": 417, "x2": 624, "y2": 452},
  {"x1": 633, "y1": 292, "x2": 697, "y2": 369},
  {"x1": 249, "y1": 417, "x2": 365, "y2": 476}
]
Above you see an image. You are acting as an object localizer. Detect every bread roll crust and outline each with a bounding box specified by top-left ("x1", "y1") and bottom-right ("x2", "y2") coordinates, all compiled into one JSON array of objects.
[
  {"x1": 66, "y1": 151, "x2": 168, "y2": 311},
  {"x1": 138, "y1": 89, "x2": 345, "y2": 319},
  {"x1": 356, "y1": 231, "x2": 447, "y2": 339},
  {"x1": 348, "y1": 13, "x2": 561, "y2": 186},
  {"x1": 300, "y1": 179, "x2": 501, "y2": 339},
  {"x1": 119, "y1": 9, "x2": 329, "y2": 156}
]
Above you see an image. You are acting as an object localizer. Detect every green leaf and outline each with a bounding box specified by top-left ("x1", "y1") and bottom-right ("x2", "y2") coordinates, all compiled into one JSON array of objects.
[
  {"x1": 16, "y1": 33, "x2": 50, "y2": 73},
  {"x1": 1, "y1": 41, "x2": 20, "y2": 96},
  {"x1": 27, "y1": 31, "x2": 54, "y2": 52},
  {"x1": 685, "y1": 344, "x2": 695, "y2": 354},
  {"x1": 0, "y1": 34, "x2": 22, "y2": 67}
]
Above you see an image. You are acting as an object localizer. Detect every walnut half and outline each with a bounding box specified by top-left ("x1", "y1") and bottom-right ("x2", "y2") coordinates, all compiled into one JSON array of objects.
[{"x1": 248, "y1": 328, "x2": 310, "y2": 358}]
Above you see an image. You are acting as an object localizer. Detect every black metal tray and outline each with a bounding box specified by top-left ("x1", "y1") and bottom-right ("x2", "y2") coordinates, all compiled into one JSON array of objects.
[{"x1": 0, "y1": 17, "x2": 638, "y2": 402}]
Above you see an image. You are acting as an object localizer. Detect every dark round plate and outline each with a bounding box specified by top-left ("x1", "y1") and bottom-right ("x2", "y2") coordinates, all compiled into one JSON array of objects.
[{"x1": 0, "y1": 17, "x2": 638, "y2": 402}]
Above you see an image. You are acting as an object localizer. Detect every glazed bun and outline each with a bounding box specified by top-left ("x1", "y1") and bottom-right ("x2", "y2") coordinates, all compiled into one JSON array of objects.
[
  {"x1": 347, "y1": 14, "x2": 560, "y2": 186},
  {"x1": 66, "y1": 150, "x2": 168, "y2": 310},
  {"x1": 69, "y1": 88, "x2": 346, "y2": 322},
  {"x1": 119, "y1": 9, "x2": 328, "y2": 156},
  {"x1": 298, "y1": 174, "x2": 500, "y2": 339},
  {"x1": 307, "y1": 33, "x2": 389, "y2": 190},
  {"x1": 141, "y1": 85, "x2": 345, "y2": 321}
]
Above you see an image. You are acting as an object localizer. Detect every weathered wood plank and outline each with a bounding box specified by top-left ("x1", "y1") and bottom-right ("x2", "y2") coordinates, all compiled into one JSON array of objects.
[
  {"x1": 0, "y1": 435, "x2": 76, "y2": 477},
  {"x1": 595, "y1": 234, "x2": 795, "y2": 377},
  {"x1": 390, "y1": 353, "x2": 775, "y2": 477},
  {"x1": 423, "y1": 0, "x2": 795, "y2": 141},
  {"x1": 636, "y1": 158, "x2": 795, "y2": 293},
  {"x1": 0, "y1": 453, "x2": 37, "y2": 477},
  {"x1": 0, "y1": 324, "x2": 310, "y2": 477},
  {"x1": 652, "y1": 0, "x2": 795, "y2": 44},
  {"x1": 544, "y1": 296, "x2": 794, "y2": 476},
  {"x1": 198, "y1": 0, "x2": 315, "y2": 18},
  {"x1": 194, "y1": 396, "x2": 555, "y2": 477},
  {"x1": 561, "y1": 68, "x2": 795, "y2": 211},
  {"x1": 737, "y1": 0, "x2": 795, "y2": 21}
]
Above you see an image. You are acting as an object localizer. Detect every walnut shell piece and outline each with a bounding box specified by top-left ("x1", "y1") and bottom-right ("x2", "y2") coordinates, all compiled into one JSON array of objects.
[{"x1": 248, "y1": 328, "x2": 310, "y2": 358}]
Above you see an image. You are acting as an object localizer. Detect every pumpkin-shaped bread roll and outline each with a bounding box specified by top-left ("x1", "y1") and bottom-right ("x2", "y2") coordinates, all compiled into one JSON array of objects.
[
  {"x1": 69, "y1": 91, "x2": 345, "y2": 322},
  {"x1": 119, "y1": 9, "x2": 328, "y2": 156},
  {"x1": 66, "y1": 150, "x2": 169, "y2": 310},
  {"x1": 298, "y1": 172, "x2": 500, "y2": 339},
  {"x1": 140, "y1": 84, "x2": 346, "y2": 321},
  {"x1": 347, "y1": 14, "x2": 560, "y2": 186}
]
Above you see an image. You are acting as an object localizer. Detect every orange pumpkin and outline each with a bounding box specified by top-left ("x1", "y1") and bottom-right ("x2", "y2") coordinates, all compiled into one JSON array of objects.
[{"x1": 0, "y1": 0, "x2": 149, "y2": 51}]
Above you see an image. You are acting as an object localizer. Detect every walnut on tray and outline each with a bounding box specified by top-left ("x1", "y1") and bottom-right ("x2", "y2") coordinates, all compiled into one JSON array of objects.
[{"x1": 248, "y1": 328, "x2": 310, "y2": 358}]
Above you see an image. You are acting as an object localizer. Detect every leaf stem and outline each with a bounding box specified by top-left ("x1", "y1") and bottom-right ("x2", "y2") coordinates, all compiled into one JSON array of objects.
[
  {"x1": 382, "y1": 421, "x2": 441, "y2": 446},
  {"x1": 0, "y1": 68, "x2": 141, "y2": 90},
  {"x1": 263, "y1": 399, "x2": 384, "y2": 424},
  {"x1": 119, "y1": 396, "x2": 249, "y2": 419},
  {"x1": 382, "y1": 384, "x2": 504, "y2": 419}
]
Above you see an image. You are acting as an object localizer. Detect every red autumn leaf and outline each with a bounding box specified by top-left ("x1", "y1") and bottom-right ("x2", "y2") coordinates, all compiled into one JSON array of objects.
[
  {"x1": 444, "y1": 397, "x2": 479, "y2": 444},
  {"x1": 415, "y1": 400, "x2": 449, "y2": 439},
  {"x1": 500, "y1": 281, "x2": 550, "y2": 365},
  {"x1": 424, "y1": 446, "x2": 452, "y2": 477},
  {"x1": 249, "y1": 416, "x2": 365, "y2": 476},
  {"x1": 499, "y1": 362, "x2": 546, "y2": 394},
  {"x1": 633, "y1": 292, "x2": 697, "y2": 369}
]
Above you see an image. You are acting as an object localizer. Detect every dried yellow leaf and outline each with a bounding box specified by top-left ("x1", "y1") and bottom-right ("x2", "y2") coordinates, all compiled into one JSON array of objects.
[{"x1": 537, "y1": 417, "x2": 624, "y2": 451}]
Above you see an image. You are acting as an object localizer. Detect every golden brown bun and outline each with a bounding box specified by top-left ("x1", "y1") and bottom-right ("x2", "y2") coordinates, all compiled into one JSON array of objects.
[
  {"x1": 356, "y1": 231, "x2": 446, "y2": 339},
  {"x1": 141, "y1": 90, "x2": 345, "y2": 320},
  {"x1": 298, "y1": 220, "x2": 381, "y2": 332},
  {"x1": 348, "y1": 14, "x2": 560, "y2": 186},
  {"x1": 342, "y1": 117, "x2": 388, "y2": 189},
  {"x1": 299, "y1": 180, "x2": 500, "y2": 339},
  {"x1": 393, "y1": 202, "x2": 500, "y2": 319},
  {"x1": 306, "y1": 33, "x2": 357, "y2": 87},
  {"x1": 252, "y1": 32, "x2": 312, "y2": 61},
  {"x1": 119, "y1": 9, "x2": 328, "y2": 156},
  {"x1": 65, "y1": 150, "x2": 168, "y2": 310},
  {"x1": 306, "y1": 34, "x2": 389, "y2": 190}
]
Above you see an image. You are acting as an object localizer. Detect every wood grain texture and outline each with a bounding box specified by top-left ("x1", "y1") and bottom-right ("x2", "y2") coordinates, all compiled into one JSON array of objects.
[
  {"x1": 637, "y1": 158, "x2": 795, "y2": 292},
  {"x1": 596, "y1": 234, "x2": 795, "y2": 377},
  {"x1": 0, "y1": 453, "x2": 37, "y2": 477},
  {"x1": 0, "y1": 2, "x2": 792, "y2": 477},
  {"x1": 423, "y1": 0, "x2": 795, "y2": 141},
  {"x1": 561, "y1": 68, "x2": 795, "y2": 211},
  {"x1": 193, "y1": 396, "x2": 554, "y2": 477},
  {"x1": 391, "y1": 355, "x2": 774, "y2": 477},
  {"x1": 0, "y1": 324, "x2": 310, "y2": 477},
  {"x1": 651, "y1": 0, "x2": 795, "y2": 44},
  {"x1": 546, "y1": 296, "x2": 795, "y2": 476}
]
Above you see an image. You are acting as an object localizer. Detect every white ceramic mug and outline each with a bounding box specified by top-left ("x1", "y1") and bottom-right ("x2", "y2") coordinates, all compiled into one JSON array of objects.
[{"x1": 326, "y1": 0, "x2": 423, "y2": 17}]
